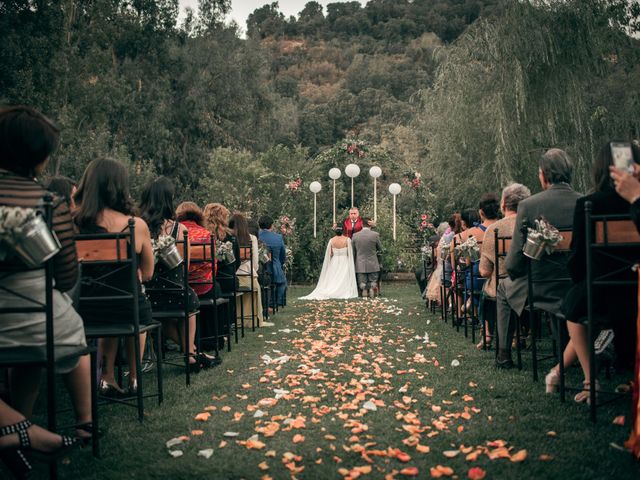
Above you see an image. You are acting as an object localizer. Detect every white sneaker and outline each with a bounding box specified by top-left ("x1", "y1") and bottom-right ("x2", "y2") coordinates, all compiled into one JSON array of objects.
[{"x1": 261, "y1": 321, "x2": 275, "y2": 327}]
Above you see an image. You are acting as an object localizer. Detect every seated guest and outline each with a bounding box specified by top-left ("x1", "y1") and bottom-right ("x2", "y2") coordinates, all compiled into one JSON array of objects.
[
  {"x1": 0, "y1": 106, "x2": 92, "y2": 445},
  {"x1": 138, "y1": 178, "x2": 215, "y2": 370},
  {"x1": 45, "y1": 175, "x2": 77, "y2": 211},
  {"x1": 258, "y1": 215, "x2": 288, "y2": 310},
  {"x1": 203, "y1": 203, "x2": 241, "y2": 295},
  {"x1": 546, "y1": 142, "x2": 640, "y2": 401},
  {"x1": 229, "y1": 212, "x2": 264, "y2": 327},
  {"x1": 425, "y1": 221, "x2": 450, "y2": 303},
  {"x1": 175, "y1": 202, "x2": 214, "y2": 296},
  {"x1": 74, "y1": 157, "x2": 154, "y2": 396},
  {"x1": 496, "y1": 148, "x2": 581, "y2": 368},
  {"x1": 479, "y1": 183, "x2": 531, "y2": 349}
]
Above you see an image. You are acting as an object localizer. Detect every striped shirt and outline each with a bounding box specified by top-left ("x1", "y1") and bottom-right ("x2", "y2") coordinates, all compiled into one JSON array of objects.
[{"x1": 0, "y1": 169, "x2": 78, "y2": 291}]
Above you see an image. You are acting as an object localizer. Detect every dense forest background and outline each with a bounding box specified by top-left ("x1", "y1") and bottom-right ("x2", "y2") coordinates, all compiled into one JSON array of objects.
[{"x1": 1, "y1": 0, "x2": 639, "y2": 278}]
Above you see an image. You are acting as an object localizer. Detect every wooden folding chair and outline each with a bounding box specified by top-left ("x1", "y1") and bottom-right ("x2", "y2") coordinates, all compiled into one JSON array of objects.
[
  {"x1": 521, "y1": 222, "x2": 573, "y2": 382},
  {"x1": 76, "y1": 220, "x2": 163, "y2": 423},
  {"x1": 145, "y1": 231, "x2": 200, "y2": 386},
  {"x1": 0, "y1": 196, "x2": 98, "y2": 470},
  {"x1": 585, "y1": 205, "x2": 640, "y2": 421}
]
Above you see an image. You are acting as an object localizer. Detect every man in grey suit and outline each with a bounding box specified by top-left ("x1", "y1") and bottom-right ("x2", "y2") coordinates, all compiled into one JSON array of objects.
[
  {"x1": 495, "y1": 148, "x2": 582, "y2": 368},
  {"x1": 352, "y1": 217, "x2": 382, "y2": 298}
]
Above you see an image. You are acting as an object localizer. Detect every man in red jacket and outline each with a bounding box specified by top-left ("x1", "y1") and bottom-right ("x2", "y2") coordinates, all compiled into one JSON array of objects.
[{"x1": 342, "y1": 207, "x2": 364, "y2": 239}]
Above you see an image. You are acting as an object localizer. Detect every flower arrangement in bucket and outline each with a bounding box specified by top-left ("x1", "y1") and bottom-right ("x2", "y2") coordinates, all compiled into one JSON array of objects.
[
  {"x1": 258, "y1": 243, "x2": 270, "y2": 264},
  {"x1": 151, "y1": 234, "x2": 183, "y2": 269},
  {"x1": 0, "y1": 206, "x2": 61, "y2": 267},
  {"x1": 455, "y1": 236, "x2": 481, "y2": 263},
  {"x1": 215, "y1": 240, "x2": 236, "y2": 264},
  {"x1": 524, "y1": 218, "x2": 563, "y2": 260}
]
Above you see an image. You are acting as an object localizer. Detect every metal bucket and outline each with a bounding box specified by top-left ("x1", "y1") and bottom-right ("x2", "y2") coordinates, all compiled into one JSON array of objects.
[
  {"x1": 523, "y1": 236, "x2": 546, "y2": 260},
  {"x1": 467, "y1": 248, "x2": 481, "y2": 263},
  {"x1": 159, "y1": 243, "x2": 183, "y2": 269},
  {"x1": 11, "y1": 215, "x2": 61, "y2": 268}
]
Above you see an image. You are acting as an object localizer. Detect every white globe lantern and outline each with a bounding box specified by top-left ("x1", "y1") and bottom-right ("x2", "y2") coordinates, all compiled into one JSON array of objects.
[
  {"x1": 345, "y1": 164, "x2": 360, "y2": 178},
  {"x1": 345, "y1": 164, "x2": 360, "y2": 207},
  {"x1": 369, "y1": 166, "x2": 382, "y2": 178},
  {"x1": 309, "y1": 181, "x2": 322, "y2": 193},
  {"x1": 388, "y1": 183, "x2": 402, "y2": 195},
  {"x1": 328, "y1": 168, "x2": 341, "y2": 180}
]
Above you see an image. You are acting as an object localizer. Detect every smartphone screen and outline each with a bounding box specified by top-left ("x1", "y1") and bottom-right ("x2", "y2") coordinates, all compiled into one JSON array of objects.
[{"x1": 610, "y1": 142, "x2": 634, "y2": 172}]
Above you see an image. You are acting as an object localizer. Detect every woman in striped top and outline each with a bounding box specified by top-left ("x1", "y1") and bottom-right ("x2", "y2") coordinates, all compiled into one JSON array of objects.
[{"x1": 0, "y1": 106, "x2": 92, "y2": 453}]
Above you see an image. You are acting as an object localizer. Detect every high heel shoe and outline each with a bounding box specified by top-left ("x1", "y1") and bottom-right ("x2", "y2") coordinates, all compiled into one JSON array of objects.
[
  {"x1": 545, "y1": 368, "x2": 560, "y2": 394},
  {"x1": 0, "y1": 449, "x2": 31, "y2": 479},
  {"x1": 99, "y1": 379, "x2": 125, "y2": 397}
]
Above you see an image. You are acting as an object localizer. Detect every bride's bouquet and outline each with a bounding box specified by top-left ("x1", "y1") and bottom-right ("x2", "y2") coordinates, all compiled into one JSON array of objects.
[{"x1": 216, "y1": 240, "x2": 236, "y2": 264}]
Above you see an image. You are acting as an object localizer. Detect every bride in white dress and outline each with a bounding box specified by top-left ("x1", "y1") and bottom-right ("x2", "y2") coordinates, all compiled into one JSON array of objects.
[{"x1": 300, "y1": 227, "x2": 358, "y2": 300}]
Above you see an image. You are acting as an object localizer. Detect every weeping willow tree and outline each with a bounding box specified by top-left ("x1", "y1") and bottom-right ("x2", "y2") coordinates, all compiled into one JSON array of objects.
[{"x1": 420, "y1": 0, "x2": 640, "y2": 211}]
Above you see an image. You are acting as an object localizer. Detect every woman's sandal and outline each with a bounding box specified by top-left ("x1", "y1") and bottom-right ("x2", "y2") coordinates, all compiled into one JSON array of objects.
[
  {"x1": 475, "y1": 337, "x2": 492, "y2": 350},
  {"x1": 574, "y1": 380, "x2": 599, "y2": 404},
  {"x1": 0, "y1": 419, "x2": 79, "y2": 478}
]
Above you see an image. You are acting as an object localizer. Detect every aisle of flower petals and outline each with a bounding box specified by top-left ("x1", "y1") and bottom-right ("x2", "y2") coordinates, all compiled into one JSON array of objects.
[{"x1": 165, "y1": 299, "x2": 533, "y2": 479}]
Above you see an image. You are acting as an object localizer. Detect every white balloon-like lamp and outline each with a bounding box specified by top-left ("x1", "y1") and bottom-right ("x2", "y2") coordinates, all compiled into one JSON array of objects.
[
  {"x1": 309, "y1": 181, "x2": 322, "y2": 238},
  {"x1": 328, "y1": 168, "x2": 341, "y2": 224},
  {"x1": 345, "y1": 164, "x2": 360, "y2": 207},
  {"x1": 369, "y1": 166, "x2": 382, "y2": 222},
  {"x1": 388, "y1": 183, "x2": 401, "y2": 241}
]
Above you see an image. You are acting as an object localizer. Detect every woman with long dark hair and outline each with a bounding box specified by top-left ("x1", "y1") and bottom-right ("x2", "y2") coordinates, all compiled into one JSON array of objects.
[
  {"x1": 74, "y1": 157, "x2": 154, "y2": 396},
  {"x1": 229, "y1": 212, "x2": 264, "y2": 327},
  {"x1": 139, "y1": 178, "x2": 215, "y2": 370}
]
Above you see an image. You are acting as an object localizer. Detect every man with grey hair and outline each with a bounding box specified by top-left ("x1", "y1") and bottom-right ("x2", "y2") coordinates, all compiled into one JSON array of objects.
[
  {"x1": 495, "y1": 149, "x2": 581, "y2": 368},
  {"x1": 478, "y1": 183, "x2": 531, "y2": 349}
]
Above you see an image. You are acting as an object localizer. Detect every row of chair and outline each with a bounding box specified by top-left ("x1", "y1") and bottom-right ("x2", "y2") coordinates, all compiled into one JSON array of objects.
[
  {"x1": 430, "y1": 206, "x2": 639, "y2": 422},
  {"x1": 0, "y1": 209, "x2": 278, "y2": 477}
]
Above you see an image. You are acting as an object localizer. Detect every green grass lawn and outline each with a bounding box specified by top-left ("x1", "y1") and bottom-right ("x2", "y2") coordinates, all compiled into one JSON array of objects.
[{"x1": 35, "y1": 284, "x2": 640, "y2": 479}]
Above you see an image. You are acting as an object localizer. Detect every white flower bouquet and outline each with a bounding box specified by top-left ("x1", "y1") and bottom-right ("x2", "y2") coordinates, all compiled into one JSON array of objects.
[
  {"x1": 455, "y1": 236, "x2": 481, "y2": 262},
  {"x1": 524, "y1": 218, "x2": 564, "y2": 259},
  {"x1": 258, "y1": 244, "x2": 270, "y2": 264},
  {"x1": 0, "y1": 206, "x2": 60, "y2": 267},
  {"x1": 0, "y1": 206, "x2": 38, "y2": 240},
  {"x1": 216, "y1": 240, "x2": 236, "y2": 264},
  {"x1": 421, "y1": 244, "x2": 432, "y2": 261}
]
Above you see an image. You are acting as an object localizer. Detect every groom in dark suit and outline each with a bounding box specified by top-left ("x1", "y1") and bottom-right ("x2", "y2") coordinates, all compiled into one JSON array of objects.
[
  {"x1": 495, "y1": 148, "x2": 581, "y2": 368},
  {"x1": 352, "y1": 217, "x2": 382, "y2": 298}
]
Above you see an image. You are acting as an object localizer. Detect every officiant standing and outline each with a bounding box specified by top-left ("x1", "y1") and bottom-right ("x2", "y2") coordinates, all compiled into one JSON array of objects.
[
  {"x1": 352, "y1": 217, "x2": 382, "y2": 298},
  {"x1": 342, "y1": 207, "x2": 364, "y2": 239}
]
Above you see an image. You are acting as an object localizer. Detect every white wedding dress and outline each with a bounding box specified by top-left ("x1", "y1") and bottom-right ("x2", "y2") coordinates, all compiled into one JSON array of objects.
[{"x1": 299, "y1": 239, "x2": 359, "y2": 300}]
